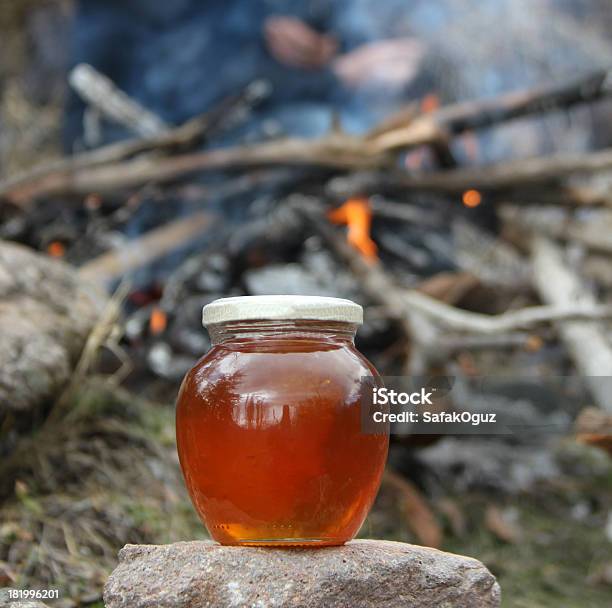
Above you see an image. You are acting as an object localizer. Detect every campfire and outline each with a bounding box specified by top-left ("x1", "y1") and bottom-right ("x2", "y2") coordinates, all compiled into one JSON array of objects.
[{"x1": 3, "y1": 60, "x2": 612, "y2": 407}]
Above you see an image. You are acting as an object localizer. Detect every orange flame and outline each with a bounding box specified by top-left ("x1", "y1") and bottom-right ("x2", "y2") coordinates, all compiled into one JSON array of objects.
[
  {"x1": 328, "y1": 198, "x2": 378, "y2": 261},
  {"x1": 47, "y1": 241, "x2": 65, "y2": 258},
  {"x1": 149, "y1": 307, "x2": 167, "y2": 335},
  {"x1": 462, "y1": 189, "x2": 482, "y2": 208}
]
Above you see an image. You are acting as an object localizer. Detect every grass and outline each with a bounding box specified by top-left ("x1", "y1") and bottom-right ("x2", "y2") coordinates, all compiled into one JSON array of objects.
[
  {"x1": 446, "y1": 498, "x2": 612, "y2": 608},
  {"x1": 0, "y1": 378, "x2": 205, "y2": 604}
]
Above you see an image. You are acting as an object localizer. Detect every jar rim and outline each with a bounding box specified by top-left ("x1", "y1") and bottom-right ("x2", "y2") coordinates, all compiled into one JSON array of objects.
[{"x1": 202, "y1": 295, "x2": 363, "y2": 327}]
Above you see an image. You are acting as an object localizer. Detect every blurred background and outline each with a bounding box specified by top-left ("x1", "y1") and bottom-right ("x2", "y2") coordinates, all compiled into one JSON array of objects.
[{"x1": 1, "y1": 1, "x2": 612, "y2": 606}]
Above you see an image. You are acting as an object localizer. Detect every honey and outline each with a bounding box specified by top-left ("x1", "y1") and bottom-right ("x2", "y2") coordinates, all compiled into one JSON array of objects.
[{"x1": 176, "y1": 296, "x2": 388, "y2": 546}]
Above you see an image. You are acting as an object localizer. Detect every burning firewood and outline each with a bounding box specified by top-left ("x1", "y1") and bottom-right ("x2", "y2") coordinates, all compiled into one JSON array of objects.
[{"x1": 303, "y1": 198, "x2": 612, "y2": 334}]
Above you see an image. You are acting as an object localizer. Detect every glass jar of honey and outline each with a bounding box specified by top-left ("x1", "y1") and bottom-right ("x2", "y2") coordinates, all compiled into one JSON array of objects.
[{"x1": 176, "y1": 295, "x2": 388, "y2": 546}]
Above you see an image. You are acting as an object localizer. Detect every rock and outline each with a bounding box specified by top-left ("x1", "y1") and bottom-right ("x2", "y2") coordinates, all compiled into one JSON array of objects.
[
  {"x1": 103, "y1": 540, "x2": 501, "y2": 608},
  {"x1": 0, "y1": 240, "x2": 106, "y2": 412}
]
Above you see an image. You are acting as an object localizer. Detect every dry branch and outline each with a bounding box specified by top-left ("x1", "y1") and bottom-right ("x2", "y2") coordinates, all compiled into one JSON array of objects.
[
  {"x1": 453, "y1": 219, "x2": 531, "y2": 288},
  {"x1": 10, "y1": 138, "x2": 612, "y2": 205},
  {"x1": 0, "y1": 133, "x2": 391, "y2": 203},
  {"x1": 0, "y1": 81, "x2": 269, "y2": 205},
  {"x1": 400, "y1": 289, "x2": 612, "y2": 334},
  {"x1": 501, "y1": 205, "x2": 612, "y2": 255},
  {"x1": 531, "y1": 235, "x2": 612, "y2": 412},
  {"x1": 4, "y1": 70, "x2": 612, "y2": 204},
  {"x1": 369, "y1": 68, "x2": 612, "y2": 151},
  {"x1": 70, "y1": 64, "x2": 169, "y2": 137},
  {"x1": 78, "y1": 212, "x2": 215, "y2": 286},
  {"x1": 328, "y1": 147, "x2": 612, "y2": 199},
  {"x1": 0, "y1": 126, "x2": 207, "y2": 205},
  {"x1": 433, "y1": 333, "x2": 535, "y2": 356}
]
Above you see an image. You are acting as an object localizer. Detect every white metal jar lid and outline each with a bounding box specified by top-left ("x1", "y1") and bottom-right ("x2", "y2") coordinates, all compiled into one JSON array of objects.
[{"x1": 202, "y1": 295, "x2": 363, "y2": 326}]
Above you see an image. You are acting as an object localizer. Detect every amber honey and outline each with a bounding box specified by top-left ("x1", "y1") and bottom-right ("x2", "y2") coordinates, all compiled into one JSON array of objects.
[{"x1": 176, "y1": 297, "x2": 388, "y2": 546}]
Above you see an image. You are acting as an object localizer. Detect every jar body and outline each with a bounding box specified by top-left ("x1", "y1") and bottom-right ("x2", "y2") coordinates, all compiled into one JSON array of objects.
[{"x1": 176, "y1": 321, "x2": 388, "y2": 546}]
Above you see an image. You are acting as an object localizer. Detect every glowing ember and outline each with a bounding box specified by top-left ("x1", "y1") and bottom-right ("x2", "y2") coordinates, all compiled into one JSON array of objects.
[
  {"x1": 525, "y1": 335, "x2": 544, "y2": 352},
  {"x1": 421, "y1": 92, "x2": 440, "y2": 114},
  {"x1": 149, "y1": 307, "x2": 168, "y2": 335},
  {"x1": 462, "y1": 189, "x2": 482, "y2": 208},
  {"x1": 47, "y1": 241, "x2": 66, "y2": 258},
  {"x1": 328, "y1": 198, "x2": 378, "y2": 261}
]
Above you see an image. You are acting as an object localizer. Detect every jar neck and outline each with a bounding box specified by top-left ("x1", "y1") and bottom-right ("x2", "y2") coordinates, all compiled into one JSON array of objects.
[{"x1": 207, "y1": 319, "x2": 358, "y2": 346}]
